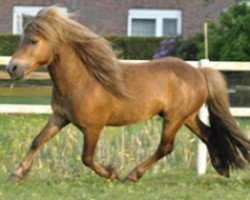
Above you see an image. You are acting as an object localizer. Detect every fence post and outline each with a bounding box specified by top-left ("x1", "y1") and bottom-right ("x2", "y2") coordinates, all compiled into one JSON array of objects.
[{"x1": 197, "y1": 59, "x2": 209, "y2": 175}]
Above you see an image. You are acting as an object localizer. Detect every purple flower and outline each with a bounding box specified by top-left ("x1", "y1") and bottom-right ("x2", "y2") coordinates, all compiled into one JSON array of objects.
[{"x1": 153, "y1": 39, "x2": 176, "y2": 59}]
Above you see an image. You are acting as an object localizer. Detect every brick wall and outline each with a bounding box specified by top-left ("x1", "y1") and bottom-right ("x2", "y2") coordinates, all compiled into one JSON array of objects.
[{"x1": 0, "y1": 0, "x2": 235, "y2": 37}]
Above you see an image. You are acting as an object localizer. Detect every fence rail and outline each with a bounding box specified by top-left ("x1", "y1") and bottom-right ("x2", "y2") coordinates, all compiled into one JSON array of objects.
[
  {"x1": 0, "y1": 104, "x2": 250, "y2": 116},
  {"x1": 0, "y1": 104, "x2": 51, "y2": 114}
]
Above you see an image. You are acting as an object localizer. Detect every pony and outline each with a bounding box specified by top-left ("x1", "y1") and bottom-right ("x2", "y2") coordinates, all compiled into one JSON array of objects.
[{"x1": 6, "y1": 6, "x2": 250, "y2": 182}]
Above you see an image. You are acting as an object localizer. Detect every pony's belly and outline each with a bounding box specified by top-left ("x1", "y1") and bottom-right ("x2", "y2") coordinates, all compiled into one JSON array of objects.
[
  {"x1": 107, "y1": 115, "x2": 151, "y2": 126},
  {"x1": 107, "y1": 102, "x2": 162, "y2": 126}
]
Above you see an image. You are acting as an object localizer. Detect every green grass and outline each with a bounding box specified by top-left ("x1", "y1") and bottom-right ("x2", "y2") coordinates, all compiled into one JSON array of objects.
[
  {"x1": 0, "y1": 85, "x2": 51, "y2": 104},
  {"x1": 0, "y1": 96, "x2": 50, "y2": 104},
  {"x1": 0, "y1": 115, "x2": 250, "y2": 200},
  {"x1": 1, "y1": 170, "x2": 250, "y2": 200}
]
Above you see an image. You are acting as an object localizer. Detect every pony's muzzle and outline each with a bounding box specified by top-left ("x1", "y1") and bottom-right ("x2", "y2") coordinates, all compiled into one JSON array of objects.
[{"x1": 6, "y1": 61, "x2": 25, "y2": 80}]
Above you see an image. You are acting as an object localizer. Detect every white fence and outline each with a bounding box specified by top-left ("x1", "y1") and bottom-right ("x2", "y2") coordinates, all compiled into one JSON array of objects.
[
  {"x1": 0, "y1": 104, "x2": 249, "y2": 116},
  {"x1": 1, "y1": 56, "x2": 250, "y2": 175}
]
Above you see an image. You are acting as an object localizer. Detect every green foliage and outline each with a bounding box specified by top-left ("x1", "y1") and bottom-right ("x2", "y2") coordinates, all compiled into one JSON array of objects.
[
  {"x1": 177, "y1": 3, "x2": 250, "y2": 61},
  {"x1": 208, "y1": 3, "x2": 250, "y2": 61},
  {"x1": 0, "y1": 35, "x2": 20, "y2": 56},
  {"x1": 0, "y1": 34, "x2": 166, "y2": 59},
  {"x1": 175, "y1": 34, "x2": 204, "y2": 60},
  {"x1": 107, "y1": 36, "x2": 167, "y2": 59},
  {"x1": 0, "y1": 33, "x2": 211, "y2": 61},
  {"x1": 0, "y1": 34, "x2": 198, "y2": 60}
]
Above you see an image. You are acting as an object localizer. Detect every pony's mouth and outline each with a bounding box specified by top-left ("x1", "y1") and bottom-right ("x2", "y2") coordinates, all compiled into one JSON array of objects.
[{"x1": 9, "y1": 72, "x2": 25, "y2": 80}]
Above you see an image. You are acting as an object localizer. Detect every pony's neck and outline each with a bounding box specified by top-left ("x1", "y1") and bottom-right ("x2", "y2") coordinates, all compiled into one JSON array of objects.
[{"x1": 48, "y1": 45, "x2": 92, "y2": 96}]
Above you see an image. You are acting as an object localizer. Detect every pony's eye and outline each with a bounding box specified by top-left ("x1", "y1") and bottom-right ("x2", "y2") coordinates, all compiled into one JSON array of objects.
[{"x1": 30, "y1": 38, "x2": 38, "y2": 44}]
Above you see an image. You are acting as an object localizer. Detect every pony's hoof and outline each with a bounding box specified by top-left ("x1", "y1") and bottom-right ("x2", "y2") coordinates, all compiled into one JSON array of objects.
[
  {"x1": 122, "y1": 177, "x2": 137, "y2": 184},
  {"x1": 122, "y1": 174, "x2": 139, "y2": 184},
  {"x1": 105, "y1": 164, "x2": 120, "y2": 180},
  {"x1": 8, "y1": 166, "x2": 31, "y2": 182},
  {"x1": 8, "y1": 173, "x2": 23, "y2": 182}
]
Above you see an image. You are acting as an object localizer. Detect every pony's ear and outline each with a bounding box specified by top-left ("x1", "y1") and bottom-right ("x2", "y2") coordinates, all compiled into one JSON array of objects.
[{"x1": 22, "y1": 14, "x2": 34, "y2": 28}]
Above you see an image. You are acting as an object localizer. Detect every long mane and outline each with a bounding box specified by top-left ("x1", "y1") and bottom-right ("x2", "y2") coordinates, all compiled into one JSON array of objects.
[{"x1": 23, "y1": 6, "x2": 127, "y2": 97}]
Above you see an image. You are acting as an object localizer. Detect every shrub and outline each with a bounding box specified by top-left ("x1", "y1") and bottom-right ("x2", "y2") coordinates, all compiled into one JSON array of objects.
[
  {"x1": 175, "y1": 34, "x2": 204, "y2": 60},
  {"x1": 0, "y1": 34, "x2": 201, "y2": 60},
  {"x1": 107, "y1": 36, "x2": 167, "y2": 60},
  {"x1": 0, "y1": 35, "x2": 20, "y2": 56},
  {"x1": 0, "y1": 35, "x2": 168, "y2": 59},
  {"x1": 208, "y1": 3, "x2": 250, "y2": 61}
]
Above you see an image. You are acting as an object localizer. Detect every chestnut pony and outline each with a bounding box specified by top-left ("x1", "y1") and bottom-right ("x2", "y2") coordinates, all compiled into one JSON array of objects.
[{"x1": 7, "y1": 7, "x2": 250, "y2": 182}]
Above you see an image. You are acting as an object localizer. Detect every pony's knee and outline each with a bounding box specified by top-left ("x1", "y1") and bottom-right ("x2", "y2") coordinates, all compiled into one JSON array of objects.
[
  {"x1": 158, "y1": 142, "x2": 174, "y2": 157},
  {"x1": 164, "y1": 143, "x2": 174, "y2": 154}
]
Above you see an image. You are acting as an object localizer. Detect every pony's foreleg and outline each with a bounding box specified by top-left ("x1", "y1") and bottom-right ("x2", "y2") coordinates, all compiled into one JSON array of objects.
[
  {"x1": 9, "y1": 115, "x2": 68, "y2": 181},
  {"x1": 81, "y1": 127, "x2": 119, "y2": 180},
  {"x1": 123, "y1": 119, "x2": 183, "y2": 182}
]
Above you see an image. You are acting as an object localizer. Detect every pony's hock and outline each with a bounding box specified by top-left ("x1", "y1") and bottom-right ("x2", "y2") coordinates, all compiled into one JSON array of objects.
[{"x1": 7, "y1": 6, "x2": 250, "y2": 182}]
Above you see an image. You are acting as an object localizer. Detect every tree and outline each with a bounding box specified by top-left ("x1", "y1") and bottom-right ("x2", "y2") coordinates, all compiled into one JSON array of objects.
[{"x1": 208, "y1": 3, "x2": 250, "y2": 61}]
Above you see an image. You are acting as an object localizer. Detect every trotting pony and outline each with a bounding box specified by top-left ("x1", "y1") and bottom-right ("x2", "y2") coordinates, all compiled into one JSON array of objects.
[{"x1": 6, "y1": 6, "x2": 250, "y2": 182}]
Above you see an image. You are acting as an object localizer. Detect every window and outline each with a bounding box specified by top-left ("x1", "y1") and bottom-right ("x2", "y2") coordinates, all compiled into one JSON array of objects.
[
  {"x1": 13, "y1": 6, "x2": 67, "y2": 34},
  {"x1": 163, "y1": 19, "x2": 177, "y2": 36},
  {"x1": 128, "y1": 9, "x2": 182, "y2": 37},
  {"x1": 239, "y1": 1, "x2": 250, "y2": 6},
  {"x1": 131, "y1": 19, "x2": 156, "y2": 36}
]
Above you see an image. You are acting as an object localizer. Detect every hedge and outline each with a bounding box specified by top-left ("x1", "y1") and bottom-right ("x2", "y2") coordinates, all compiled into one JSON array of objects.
[
  {"x1": 0, "y1": 34, "x2": 202, "y2": 60},
  {"x1": 107, "y1": 36, "x2": 166, "y2": 60},
  {"x1": 0, "y1": 35, "x2": 165, "y2": 59},
  {"x1": 0, "y1": 35, "x2": 20, "y2": 56}
]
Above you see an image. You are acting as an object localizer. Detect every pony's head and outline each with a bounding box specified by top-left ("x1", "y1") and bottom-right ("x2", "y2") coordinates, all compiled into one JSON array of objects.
[
  {"x1": 6, "y1": 7, "x2": 66, "y2": 79},
  {"x1": 6, "y1": 31, "x2": 55, "y2": 80}
]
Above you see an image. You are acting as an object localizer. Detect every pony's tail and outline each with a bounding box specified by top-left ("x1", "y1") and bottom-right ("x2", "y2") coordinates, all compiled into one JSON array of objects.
[{"x1": 200, "y1": 68, "x2": 250, "y2": 177}]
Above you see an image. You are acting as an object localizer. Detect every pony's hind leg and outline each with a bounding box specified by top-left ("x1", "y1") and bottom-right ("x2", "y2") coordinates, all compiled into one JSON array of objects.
[
  {"x1": 185, "y1": 115, "x2": 230, "y2": 177},
  {"x1": 185, "y1": 114, "x2": 210, "y2": 144},
  {"x1": 123, "y1": 118, "x2": 183, "y2": 182}
]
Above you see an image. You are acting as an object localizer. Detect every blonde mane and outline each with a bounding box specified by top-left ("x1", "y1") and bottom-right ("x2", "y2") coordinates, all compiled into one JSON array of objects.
[{"x1": 23, "y1": 6, "x2": 126, "y2": 97}]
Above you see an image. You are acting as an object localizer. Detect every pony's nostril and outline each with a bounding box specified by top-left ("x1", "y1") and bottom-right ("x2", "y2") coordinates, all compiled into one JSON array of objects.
[
  {"x1": 6, "y1": 64, "x2": 18, "y2": 75},
  {"x1": 12, "y1": 65, "x2": 17, "y2": 72},
  {"x1": 10, "y1": 65, "x2": 17, "y2": 73}
]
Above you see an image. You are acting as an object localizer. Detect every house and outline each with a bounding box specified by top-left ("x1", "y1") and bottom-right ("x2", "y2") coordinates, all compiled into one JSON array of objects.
[{"x1": 0, "y1": 0, "x2": 235, "y2": 38}]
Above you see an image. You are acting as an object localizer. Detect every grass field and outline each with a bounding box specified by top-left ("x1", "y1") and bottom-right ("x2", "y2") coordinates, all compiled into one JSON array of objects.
[
  {"x1": 0, "y1": 114, "x2": 250, "y2": 200},
  {"x1": 1, "y1": 170, "x2": 250, "y2": 200},
  {"x1": 0, "y1": 85, "x2": 51, "y2": 104}
]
